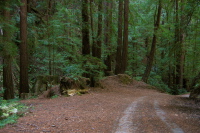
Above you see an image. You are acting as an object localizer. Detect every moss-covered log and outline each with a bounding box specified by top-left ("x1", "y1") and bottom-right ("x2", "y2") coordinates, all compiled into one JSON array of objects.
[{"x1": 60, "y1": 77, "x2": 90, "y2": 95}]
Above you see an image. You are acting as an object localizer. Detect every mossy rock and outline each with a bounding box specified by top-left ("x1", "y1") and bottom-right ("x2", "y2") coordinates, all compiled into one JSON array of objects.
[{"x1": 117, "y1": 74, "x2": 133, "y2": 85}]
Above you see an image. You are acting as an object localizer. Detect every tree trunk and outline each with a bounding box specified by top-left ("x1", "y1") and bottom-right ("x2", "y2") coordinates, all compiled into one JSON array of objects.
[
  {"x1": 174, "y1": 0, "x2": 185, "y2": 90},
  {"x1": 142, "y1": 0, "x2": 162, "y2": 83},
  {"x1": 27, "y1": 0, "x2": 31, "y2": 12},
  {"x1": 115, "y1": 0, "x2": 124, "y2": 74},
  {"x1": 90, "y1": 0, "x2": 103, "y2": 85},
  {"x1": 3, "y1": 0, "x2": 15, "y2": 100},
  {"x1": 96, "y1": 0, "x2": 103, "y2": 59},
  {"x1": 174, "y1": 0, "x2": 180, "y2": 89},
  {"x1": 104, "y1": 0, "x2": 113, "y2": 75},
  {"x1": 82, "y1": 0, "x2": 90, "y2": 55},
  {"x1": 121, "y1": 0, "x2": 129, "y2": 73},
  {"x1": 178, "y1": 0, "x2": 185, "y2": 89},
  {"x1": 47, "y1": 0, "x2": 53, "y2": 75},
  {"x1": 90, "y1": 0, "x2": 95, "y2": 57},
  {"x1": 20, "y1": 0, "x2": 29, "y2": 97}
]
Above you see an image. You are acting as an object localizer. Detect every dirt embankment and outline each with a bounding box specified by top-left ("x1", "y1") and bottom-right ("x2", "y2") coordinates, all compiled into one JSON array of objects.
[{"x1": 1, "y1": 75, "x2": 200, "y2": 133}]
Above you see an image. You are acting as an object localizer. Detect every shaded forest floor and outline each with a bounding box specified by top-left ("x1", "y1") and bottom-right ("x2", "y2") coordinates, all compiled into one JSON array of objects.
[{"x1": 1, "y1": 75, "x2": 200, "y2": 133}]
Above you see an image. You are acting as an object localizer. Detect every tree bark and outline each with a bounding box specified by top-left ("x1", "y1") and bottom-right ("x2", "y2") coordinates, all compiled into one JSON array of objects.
[
  {"x1": 20, "y1": 0, "x2": 29, "y2": 97},
  {"x1": 82, "y1": 0, "x2": 90, "y2": 55},
  {"x1": 174, "y1": 0, "x2": 185, "y2": 90},
  {"x1": 3, "y1": 0, "x2": 15, "y2": 100},
  {"x1": 115, "y1": 0, "x2": 124, "y2": 74},
  {"x1": 178, "y1": 0, "x2": 185, "y2": 89},
  {"x1": 104, "y1": 0, "x2": 113, "y2": 75},
  {"x1": 142, "y1": 0, "x2": 162, "y2": 83},
  {"x1": 96, "y1": 0, "x2": 103, "y2": 59},
  {"x1": 46, "y1": 0, "x2": 54, "y2": 75},
  {"x1": 121, "y1": 0, "x2": 129, "y2": 73},
  {"x1": 174, "y1": 0, "x2": 180, "y2": 89},
  {"x1": 27, "y1": 0, "x2": 31, "y2": 12},
  {"x1": 90, "y1": 0, "x2": 96, "y2": 57}
]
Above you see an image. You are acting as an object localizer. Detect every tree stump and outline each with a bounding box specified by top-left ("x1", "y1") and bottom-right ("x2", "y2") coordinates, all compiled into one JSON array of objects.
[
  {"x1": 32, "y1": 75, "x2": 60, "y2": 96},
  {"x1": 189, "y1": 87, "x2": 200, "y2": 99}
]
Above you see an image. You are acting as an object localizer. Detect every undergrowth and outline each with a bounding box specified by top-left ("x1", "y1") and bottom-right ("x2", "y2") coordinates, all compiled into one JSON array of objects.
[
  {"x1": 148, "y1": 72, "x2": 188, "y2": 95},
  {"x1": 0, "y1": 98, "x2": 28, "y2": 128}
]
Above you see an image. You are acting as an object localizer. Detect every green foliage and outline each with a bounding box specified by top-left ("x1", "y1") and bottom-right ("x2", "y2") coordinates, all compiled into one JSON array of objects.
[
  {"x1": 0, "y1": 88, "x2": 4, "y2": 98},
  {"x1": 177, "y1": 88, "x2": 188, "y2": 95},
  {"x1": 148, "y1": 71, "x2": 188, "y2": 95},
  {"x1": 0, "y1": 114, "x2": 19, "y2": 128},
  {"x1": 0, "y1": 65, "x2": 3, "y2": 96},
  {"x1": 0, "y1": 99, "x2": 28, "y2": 128},
  {"x1": 133, "y1": 76, "x2": 142, "y2": 81},
  {"x1": 63, "y1": 55, "x2": 106, "y2": 81},
  {"x1": 148, "y1": 72, "x2": 171, "y2": 94},
  {"x1": 51, "y1": 95, "x2": 59, "y2": 99},
  {"x1": 81, "y1": 55, "x2": 106, "y2": 77},
  {"x1": 0, "y1": 10, "x2": 18, "y2": 57},
  {"x1": 63, "y1": 64, "x2": 85, "y2": 79}
]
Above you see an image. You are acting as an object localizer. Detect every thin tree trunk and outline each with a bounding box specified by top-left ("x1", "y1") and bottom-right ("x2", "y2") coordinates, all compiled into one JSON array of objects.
[
  {"x1": 90, "y1": 0, "x2": 102, "y2": 86},
  {"x1": 131, "y1": 37, "x2": 138, "y2": 76},
  {"x1": 96, "y1": 0, "x2": 103, "y2": 59},
  {"x1": 82, "y1": 0, "x2": 90, "y2": 55},
  {"x1": 27, "y1": 0, "x2": 31, "y2": 12},
  {"x1": 142, "y1": 0, "x2": 162, "y2": 83},
  {"x1": 121, "y1": 0, "x2": 129, "y2": 73},
  {"x1": 104, "y1": 0, "x2": 113, "y2": 75},
  {"x1": 82, "y1": 0, "x2": 90, "y2": 79},
  {"x1": 90, "y1": 0, "x2": 96, "y2": 57},
  {"x1": 174, "y1": 0, "x2": 185, "y2": 90},
  {"x1": 3, "y1": 0, "x2": 15, "y2": 100},
  {"x1": 174, "y1": 0, "x2": 180, "y2": 88},
  {"x1": 115, "y1": 0, "x2": 124, "y2": 74},
  {"x1": 47, "y1": 0, "x2": 53, "y2": 75},
  {"x1": 178, "y1": 0, "x2": 185, "y2": 89},
  {"x1": 20, "y1": 0, "x2": 29, "y2": 97}
]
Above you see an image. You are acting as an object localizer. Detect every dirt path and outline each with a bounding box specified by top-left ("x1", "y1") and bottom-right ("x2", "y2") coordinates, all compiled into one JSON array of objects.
[{"x1": 1, "y1": 76, "x2": 200, "y2": 133}]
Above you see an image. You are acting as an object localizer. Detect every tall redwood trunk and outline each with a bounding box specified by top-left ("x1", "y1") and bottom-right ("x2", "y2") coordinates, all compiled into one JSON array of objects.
[
  {"x1": 115, "y1": 0, "x2": 124, "y2": 74},
  {"x1": 3, "y1": 0, "x2": 14, "y2": 100},
  {"x1": 142, "y1": 0, "x2": 162, "y2": 83},
  {"x1": 121, "y1": 0, "x2": 129, "y2": 73},
  {"x1": 20, "y1": 0, "x2": 29, "y2": 96}
]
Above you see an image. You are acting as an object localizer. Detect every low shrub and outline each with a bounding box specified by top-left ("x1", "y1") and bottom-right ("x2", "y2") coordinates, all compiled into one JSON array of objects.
[{"x1": 0, "y1": 99, "x2": 28, "y2": 128}]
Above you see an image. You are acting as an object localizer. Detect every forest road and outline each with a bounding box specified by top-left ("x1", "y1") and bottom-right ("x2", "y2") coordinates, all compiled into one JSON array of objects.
[
  {"x1": 114, "y1": 95, "x2": 185, "y2": 133},
  {"x1": 0, "y1": 77, "x2": 200, "y2": 133}
]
